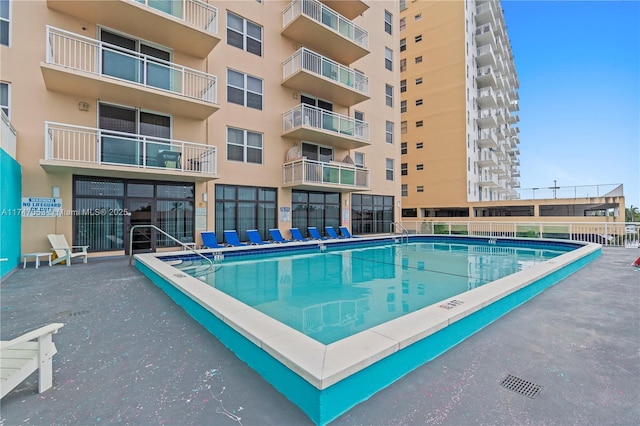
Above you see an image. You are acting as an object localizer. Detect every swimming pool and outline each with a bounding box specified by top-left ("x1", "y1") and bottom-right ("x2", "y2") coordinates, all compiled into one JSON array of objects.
[
  {"x1": 135, "y1": 235, "x2": 600, "y2": 425},
  {"x1": 174, "y1": 242, "x2": 572, "y2": 344}
]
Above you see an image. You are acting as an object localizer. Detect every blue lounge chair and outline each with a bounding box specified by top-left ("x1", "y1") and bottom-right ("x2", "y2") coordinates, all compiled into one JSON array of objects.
[
  {"x1": 339, "y1": 226, "x2": 355, "y2": 238},
  {"x1": 269, "y1": 229, "x2": 292, "y2": 243},
  {"x1": 308, "y1": 226, "x2": 328, "y2": 240},
  {"x1": 247, "y1": 229, "x2": 267, "y2": 245},
  {"x1": 289, "y1": 228, "x2": 306, "y2": 242},
  {"x1": 201, "y1": 231, "x2": 223, "y2": 249},
  {"x1": 224, "y1": 230, "x2": 248, "y2": 247},
  {"x1": 325, "y1": 226, "x2": 344, "y2": 239}
]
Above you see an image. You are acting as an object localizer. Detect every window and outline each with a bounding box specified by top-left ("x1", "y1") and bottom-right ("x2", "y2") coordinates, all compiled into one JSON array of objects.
[
  {"x1": 385, "y1": 121, "x2": 394, "y2": 144},
  {"x1": 351, "y1": 194, "x2": 394, "y2": 235},
  {"x1": 227, "y1": 127, "x2": 263, "y2": 164},
  {"x1": 386, "y1": 159, "x2": 394, "y2": 180},
  {"x1": 100, "y1": 29, "x2": 171, "y2": 90},
  {"x1": 417, "y1": 186, "x2": 424, "y2": 192},
  {"x1": 414, "y1": 34, "x2": 422, "y2": 43},
  {"x1": 415, "y1": 77, "x2": 423, "y2": 85},
  {"x1": 0, "y1": 0, "x2": 8, "y2": 46},
  {"x1": 400, "y1": 58, "x2": 406, "y2": 72},
  {"x1": 401, "y1": 184, "x2": 408, "y2": 197},
  {"x1": 399, "y1": 17, "x2": 406, "y2": 31},
  {"x1": 416, "y1": 120, "x2": 423, "y2": 127},
  {"x1": 385, "y1": 47, "x2": 393, "y2": 71},
  {"x1": 416, "y1": 164, "x2": 424, "y2": 171},
  {"x1": 400, "y1": 79, "x2": 407, "y2": 93},
  {"x1": 415, "y1": 98, "x2": 423, "y2": 106},
  {"x1": 227, "y1": 11, "x2": 262, "y2": 56},
  {"x1": 415, "y1": 13, "x2": 422, "y2": 21},
  {"x1": 416, "y1": 142, "x2": 423, "y2": 149},
  {"x1": 401, "y1": 142, "x2": 407, "y2": 155},
  {"x1": 227, "y1": 69, "x2": 263, "y2": 110},
  {"x1": 400, "y1": 100, "x2": 407, "y2": 113},
  {"x1": 0, "y1": 82, "x2": 9, "y2": 117},
  {"x1": 98, "y1": 103, "x2": 171, "y2": 167},
  {"x1": 401, "y1": 121, "x2": 407, "y2": 134},
  {"x1": 400, "y1": 38, "x2": 406, "y2": 52},
  {"x1": 216, "y1": 185, "x2": 277, "y2": 242},
  {"x1": 384, "y1": 10, "x2": 392, "y2": 34},
  {"x1": 385, "y1": 84, "x2": 393, "y2": 107},
  {"x1": 401, "y1": 163, "x2": 408, "y2": 176},
  {"x1": 415, "y1": 56, "x2": 423, "y2": 64},
  {"x1": 399, "y1": 0, "x2": 407, "y2": 11},
  {"x1": 354, "y1": 152, "x2": 365, "y2": 168}
]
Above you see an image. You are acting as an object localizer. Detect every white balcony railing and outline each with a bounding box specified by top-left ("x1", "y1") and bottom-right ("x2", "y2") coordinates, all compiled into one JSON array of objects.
[
  {"x1": 283, "y1": 47, "x2": 369, "y2": 95},
  {"x1": 283, "y1": 158, "x2": 370, "y2": 190},
  {"x1": 282, "y1": 0, "x2": 368, "y2": 49},
  {"x1": 283, "y1": 104, "x2": 370, "y2": 141},
  {"x1": 135, "y1": 0, "x2": 218, "y2": 34},
  {"x1": 45, "y1": 122, "x2": 216, "y2": 175},
  {"x1": 1, "y1": 110, "x2": 17, "y2": 159},
  {"x1": 46, "y1": 26, "x2": 217, "y2": 104}
]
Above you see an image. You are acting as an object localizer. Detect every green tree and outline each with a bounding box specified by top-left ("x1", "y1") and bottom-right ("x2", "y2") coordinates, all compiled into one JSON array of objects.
[{"x1": 625, "y1": 205, "x2": 640, "y2": 222}]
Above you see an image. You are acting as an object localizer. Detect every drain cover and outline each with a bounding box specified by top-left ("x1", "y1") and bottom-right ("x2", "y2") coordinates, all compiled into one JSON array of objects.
[{"x1": 500, "y1": 374, "x2": 542, "y2": 398}]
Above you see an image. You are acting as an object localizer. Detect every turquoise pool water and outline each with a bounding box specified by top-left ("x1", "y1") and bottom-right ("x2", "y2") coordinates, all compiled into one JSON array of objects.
[{"x1": 176, "y1": 242, "x2": 571, "y2": 344}]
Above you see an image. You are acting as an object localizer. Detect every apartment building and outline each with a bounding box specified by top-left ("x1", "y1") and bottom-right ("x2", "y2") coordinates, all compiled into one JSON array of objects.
[
  {"x1": 397, "y1": 0, "x2": 625, "y2": 223},
  {"x1": 399, "y1": 0, "x2": 521, "y2": 216},
  {"x1": 1, "y1": 0, "x2": 401, "y2": 258}
]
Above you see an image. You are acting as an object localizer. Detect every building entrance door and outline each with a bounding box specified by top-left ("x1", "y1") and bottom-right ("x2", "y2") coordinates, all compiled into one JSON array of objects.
[{"x1": 125, "y1": 199, "x2": 155, "y2": 254}]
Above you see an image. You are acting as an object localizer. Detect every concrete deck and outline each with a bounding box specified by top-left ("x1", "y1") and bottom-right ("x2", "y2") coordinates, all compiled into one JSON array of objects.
[{"x1": 1, "y1": 248, "x2": 638, "y2": 425}]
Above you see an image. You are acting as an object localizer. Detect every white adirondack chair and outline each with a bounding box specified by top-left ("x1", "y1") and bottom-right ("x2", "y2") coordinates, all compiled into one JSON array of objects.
[
  {"x1": 0, "y1": 323, "x2": 64, "y2": 398},
  {"x1": 47, "y1": 234, "x2": 89, "y2": 266}
]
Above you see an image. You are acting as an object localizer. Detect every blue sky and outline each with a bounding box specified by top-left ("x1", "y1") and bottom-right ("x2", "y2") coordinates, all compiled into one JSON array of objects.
[{"x1": 501, "y1": 0, "x2": 640, "y2": 208}]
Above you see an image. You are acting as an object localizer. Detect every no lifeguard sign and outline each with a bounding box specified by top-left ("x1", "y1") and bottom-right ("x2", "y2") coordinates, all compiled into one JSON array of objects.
[{"x1": 21, "y1": 197, "x2": 63, "y2": 217}]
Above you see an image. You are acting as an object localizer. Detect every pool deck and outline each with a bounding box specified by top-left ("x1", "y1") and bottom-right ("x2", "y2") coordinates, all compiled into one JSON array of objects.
[{"x1": 1, "y1": 247, "x2": 638, "y2": 425}]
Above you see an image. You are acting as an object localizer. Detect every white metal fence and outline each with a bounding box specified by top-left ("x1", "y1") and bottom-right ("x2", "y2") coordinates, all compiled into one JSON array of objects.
[
  {"x1": 46, "y1": 26, "x2": 217, "y2": 103},
  {"x1": 282, "y1": 0, "x2": 368, "y2": 49},
  {"x1": 283, "y1": 158, "x2": 369, "y2": 189},
  {"x1": 399, "y1": 220, "x2": 640, "y2": 248},
  {"x1": 45, "y1": 121, "x2": 217, "y2": 175},
  {"x1": 136, "y1": 0, "x2": 218, "y2": 34},
  {"x1": 283, "y1": 104, "x2": 370, "y2": 141},
  {"x1": 283, "y1": 47, "x2": 369, "y2": 95},
  {"x1": 1, "y1": 110, "x2": 17, "y2": 159}
]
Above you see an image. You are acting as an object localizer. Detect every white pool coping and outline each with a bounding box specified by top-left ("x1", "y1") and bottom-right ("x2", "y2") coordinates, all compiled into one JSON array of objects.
[{"x1": 135, "y1": 237, "x2": 600, "y2": 390}]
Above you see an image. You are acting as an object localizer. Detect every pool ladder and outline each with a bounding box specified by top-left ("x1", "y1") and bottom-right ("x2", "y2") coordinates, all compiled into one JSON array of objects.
[
  {"x1": 390, "y1": 222, "x2": 409, "y2": 245},
  {"x1": 128, "y1": 225, "x2": 214, "y2": 274}
]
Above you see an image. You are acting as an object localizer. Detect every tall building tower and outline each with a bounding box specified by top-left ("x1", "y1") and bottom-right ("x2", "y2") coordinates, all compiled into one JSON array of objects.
[
  {"x1": 1, "y1": 0, "x2": 400, "y2": 257},
  {"x1": 399, "y1": 0, "x2": 520, "y2": 219}
]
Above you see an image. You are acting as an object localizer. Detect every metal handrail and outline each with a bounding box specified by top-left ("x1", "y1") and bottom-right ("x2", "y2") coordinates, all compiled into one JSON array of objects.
[
  {"x1": 128, "y1": 225, "x2": 213, "y2": 273},
  {"x1": 390, "y1": 221, "x2": 409, "y2": 244}
]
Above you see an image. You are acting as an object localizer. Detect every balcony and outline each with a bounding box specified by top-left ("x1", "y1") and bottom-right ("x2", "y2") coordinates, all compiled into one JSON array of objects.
[
  {"x1": 42, "y1": 27, "x2": 218, "y2": 120},
  {"x1": 476, "y1": 150, "x2": 498, "y2": 168},
  {"x1": 476, "y1": 45, "x2": 497, "y2": 68},
  {"x1": 476, "y1": 66, "x2": 497, "y2": 88},
  {"x1": 476, "y1": 1, "x2": 496, "y2": 26},
  {"x1": 282, "y1": 104, "x2": 370, "y2": 150},
  {"x1": 46, "y1": 0, "x2": 219, "y2": 58},
  {"x1": 282, "y1": 48, "x2": 369, "y2": 107},
  {"x1": 475, "y1": 23, "x2": 495, "y2": 47},
  {"x1": 476, "y1": 109, "x2": 498, "y2": 129},
  {"x1": 322, "y1": 0, "x2": 369, "y2": 20},
  {"x1": 282, "y1": 0, "x2": 369, "y2": 64},
  {"x1": 283, "y1": 158, "x2": 369, "y2": 192},
  {"x1": 478, "y1": 173, "x2": 500, "y2": 188},
  {"x1": 477, "y1": 129, "x2": 498, "y2": 149},
  {"x1": 41, "y1": 122, "x2": 218, "y2": 182},
  {"x1": 1, "y1": 111, "x2": 17, "y2": 160},
  {"x1": 477, "y1": 87, "x2": 497, "y2": 109},
  {"x1": 508, "y1": 114, "x2": 520, "y2": 125}
]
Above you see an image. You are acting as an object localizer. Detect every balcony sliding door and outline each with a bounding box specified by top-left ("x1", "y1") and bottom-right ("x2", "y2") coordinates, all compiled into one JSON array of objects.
[{"x1": 99, "y1": 103, "x2": 171, "y2": 168}]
